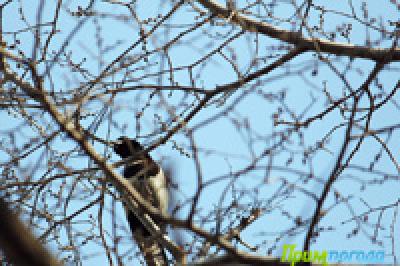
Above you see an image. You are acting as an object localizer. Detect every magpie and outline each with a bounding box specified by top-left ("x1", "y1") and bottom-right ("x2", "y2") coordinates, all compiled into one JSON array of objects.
[{"x1": 113, "y1": 137, "x2": 168, "y2": 265}]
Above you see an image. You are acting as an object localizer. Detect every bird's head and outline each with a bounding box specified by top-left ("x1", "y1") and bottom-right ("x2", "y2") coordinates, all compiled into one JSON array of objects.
[{"x1": 112, "y1": 137, "x2": 144, "y2": 158}]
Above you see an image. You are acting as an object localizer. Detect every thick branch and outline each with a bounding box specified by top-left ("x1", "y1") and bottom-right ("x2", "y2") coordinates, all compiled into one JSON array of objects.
[
  {"x1": 197, "y1": 0, "x2": 400, "y2": 61},
  {"x1": 0, "y1": 197, "x2": 60, "y2": 266}
]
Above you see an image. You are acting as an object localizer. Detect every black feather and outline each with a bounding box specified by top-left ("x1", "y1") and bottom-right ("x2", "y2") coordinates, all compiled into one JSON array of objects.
[{"x1": 113, "y1": 137, "x2": 162, "y2": 237}]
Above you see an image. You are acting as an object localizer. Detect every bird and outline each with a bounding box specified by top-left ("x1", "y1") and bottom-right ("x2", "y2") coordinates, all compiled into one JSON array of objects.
[{"x1": 112, "y1": 136, "x2": 168, "y2": 265}]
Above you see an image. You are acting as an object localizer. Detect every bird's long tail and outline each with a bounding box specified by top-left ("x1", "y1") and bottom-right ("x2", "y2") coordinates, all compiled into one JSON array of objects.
[
  {"x1": 126, "y1": 210, "x2": 167, "y2": 265},
  {"x1": 132, "y1": 228, "x2": 168, "y2": 266}
]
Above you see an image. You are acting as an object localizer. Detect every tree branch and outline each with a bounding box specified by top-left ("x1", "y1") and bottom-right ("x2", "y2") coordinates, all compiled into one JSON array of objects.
[{"x1": 196, "y1": 0, "x2": 400, "y2": 61}]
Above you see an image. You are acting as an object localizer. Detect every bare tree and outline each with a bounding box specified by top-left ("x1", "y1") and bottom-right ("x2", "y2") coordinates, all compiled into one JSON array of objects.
[{"x1": 0, "y1": 0, "x2": 399, "y2": 265}]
